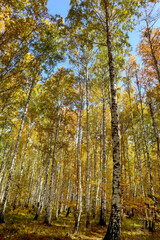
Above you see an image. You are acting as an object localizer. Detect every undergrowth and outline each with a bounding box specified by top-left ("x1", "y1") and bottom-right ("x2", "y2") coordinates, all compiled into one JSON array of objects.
[{"x1": 0, "y1": 206, "x2": 159, "y2": 240}]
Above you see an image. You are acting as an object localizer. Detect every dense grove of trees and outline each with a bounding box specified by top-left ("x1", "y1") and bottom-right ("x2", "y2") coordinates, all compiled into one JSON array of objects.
[{"x1": 0, "y1": 0, "x2": 159, "y2": 239}]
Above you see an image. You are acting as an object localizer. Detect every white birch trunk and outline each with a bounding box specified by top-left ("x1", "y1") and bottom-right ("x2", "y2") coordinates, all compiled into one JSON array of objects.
[
  {"x1": 74, "y1": 64, "x2": 82, "y2": 233},
  {"x1": 34, "y1": 124, "x2": 55, "y2": 220},
  {"x1": 104, "y1": 3, "x2": 121, "y2": 239},
  {"x1": 135, "y1": 73, "x2": 155, "y2": 196},
  {"x1": 44, "y1": 108, "x2": 62, "y2": 225},
  {"x1": 100, "y1": 80, "x2": 107, "y2": 226},
  {"x1": 0, "y1": 78, "x2": 35, "y2": 222},
  {"x1": 93, "y1": 123, "x2": 98, "y2": 219},
  {"x1": 85, "y1": 61, "x2": 90, "y2": 228},
  {"x1": 127, "y1": 83, "x2": 145, "y2": 197}
]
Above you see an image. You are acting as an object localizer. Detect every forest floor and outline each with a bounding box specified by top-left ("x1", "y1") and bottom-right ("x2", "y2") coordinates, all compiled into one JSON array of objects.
[{"x1": 0, "y1": 206, "x2": 160, "y2": 240}]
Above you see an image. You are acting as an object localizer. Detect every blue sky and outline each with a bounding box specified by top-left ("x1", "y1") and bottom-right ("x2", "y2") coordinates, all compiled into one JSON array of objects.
[{"x1": 47, "y1": 0, "x2": 70, "y2": 18}]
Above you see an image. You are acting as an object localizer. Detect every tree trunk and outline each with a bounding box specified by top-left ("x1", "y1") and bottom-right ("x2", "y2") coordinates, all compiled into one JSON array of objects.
[
  {"x1": 0, "y1": 129, "x2": 12, "y2": 172},
  {"x1": 135, "y1": 95, "x2": 150, "y2": 195},
  {"x1": 65, "y1": 152, "x2": 73, "y2": 213},
  {"x1": 93, "y1": 123, "x2": 98, "y2": 219},
  {"x1": 74, "y1": 65, "x2": 82, "y2": 233},
  {"x1": 85, "y1": 61, "x2": 90, "y2": 228},
  {"x1": 97, "y1": 137, "x2": 102, "y2": 212},
  {"x1": 145, "y1": 19, "x2": 160, "y2": 83},
  {"x1": 103, "y1": 2, "x2": 121, "y2": 239},
  {"x1": 44, "y1": 108, "x2": 62, "y2": 225},
  {"x1": 55, "y1": 152, "x2": 63, "y2": 219},
  {"x1": 0, "y1": 143, "x2": 13, "y2": 187},
  {"x1": 0, "y1": 78, "x2": 35, "y2": 223},
  {"x1": 33, "y1": 164, "x2": 44, "y2": 206},
  {"x1": 34, "y1": 125, "x2": 55, "y2": 220},
  {"x1": 59, "y1": 155, "x2": 66, "y2": 214},
  {"x1": 147, "y1": 97, "x2": 160, "y2": 184},
  {"x1": 27, "y1": 153, "x2": 37, "y2": 205},
  {"x1": 127, "y1": 83, "x2": 145, "y2": 197},
  {"x1": 13, "y1": 123, "x2": 34, "y2": 209},
  {"x1": 100, "y1": 79, "x2": 107, "y2": 226},
  {"x1": 135, "y1": 72, "x2": 155, "y2": 197}
]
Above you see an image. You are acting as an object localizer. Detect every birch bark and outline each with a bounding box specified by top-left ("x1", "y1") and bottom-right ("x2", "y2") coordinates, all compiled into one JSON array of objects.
[
  {"x1": 34, "y1": 125, "x2": 55, "y2": 220},
  {"x1": 74, "y1": 62, "x2": 82, "y2": 233},
  {"x1": 100, "y1": 79, "x2": 107, "y2": 226},
  {"x1": 85, "y1": 61, "x2": 90, "y2": 228},
  {"x1": 44, "y1": 108, "x2": 62, "y2": 225},
  {"x1": 135, "y1": 73, "x2": 155, "y2": 196},
  {"x1": 103, "y1": 2, "x2": 121, "y2": 239},
  {"x1": 93, "y1": 123, "x2": 98, "y2": 219},
  {"x1": 0, "y1": 78, "x2": 35, "y2": 222}
]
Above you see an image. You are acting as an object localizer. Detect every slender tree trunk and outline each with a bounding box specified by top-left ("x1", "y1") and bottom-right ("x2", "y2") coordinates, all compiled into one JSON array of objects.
[
  {"x1": 33, "y1": 164, "x2": 44, "y2": 206},
  {"x1": 13, "y1": 123, "x2": 34, "y2": 209},
  {"x1": 100, "y1": 79, "x2": 107, "y2": 226},
  {"x1": 135, "y1": 95, "x2": 150, "y2": 195},
  {"x1": 59, "y1": 154, "x2": 67, "y2": 214},
  {"x1": 85, "y1": 61, "x2": 90, "y2": 228},
  {"x1": 0, "y1": 129, "x2": 12, "y2": 172},
  {"x1": 44, "y1": 108, "x2": 62, "y2": 225},
  {"x1": 0, "y1": 78, "x2": 35, "y2": 223},
  {"x1": 136, "y1": 73, "x2": 156, "y2": 230},
  {"x1": 137, "y1": 128, "x2": 145, "y2": 197},
  {"x1": 97, "y1": 137, "x2": 102, "y2": 212},
  {"x1": 93, "y1": 123, "x2": 98, "y2": 219},
  {"x1": 127, "y1": 83, "x2": 145, "y2": 196},
  {"x1": 74, "y1": 66, "x2": 82, "y2": 233},
  {"x1": 145, "y1": 19, "x2": 160, "y2": 83},
  {"x1": 104, "y1": 2, "x2": 121, "y2": 239},
  {"x1": 135, "y1": 73, "x2": 155, "y2": 197},
  {"x1": 66, "y1": 126, "x2": 78, "y2": 218},
  {"x1": 126, "y1": 139, "x2": 134, "y2": 218},
  {"x1": 120, "y1": 128, "x2": 124, "y2": 216},
  {"x1": 65, "y1": 152, "x2": 73, "y2": 213},
  {"x1": 0, "y1": 143, "x2": 13, "y2": 185},
  {"x1": 34, "y1": 156, "x2": 49, "y2": 220},
  {"x1": 147, "y1": 97, "x2": 160, "y2": 184},
  {"x1": 0, "y1": 173, "x2": 7, "y2": 202},
  {"x1": 0, "y1": 145, "x2": 13, "y2": 200},
  {"x1": 148, "y1": 99, "x2": 160, "y2": 159},
  {"x1": 34, "y1": 125, "x2": 55, "y2": 220},
  {"x1": 27, "y1": 153, "x2": 37, "y2": 205},
  {"x1": 126, "y1": 141, "x2": 131, "y2": 191},
  {"x1": 20, "y1": 123, "x2": 34, "y2": 179},
  {"x1": 55, "y1": 124, "x2": 66, "y2": 219},
  {"x1": 89, "y1": 143, "x2": 94, "y2": 214},
  {"x1": 55, "y1": 151, "x2": 63, "y2": 219}
]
